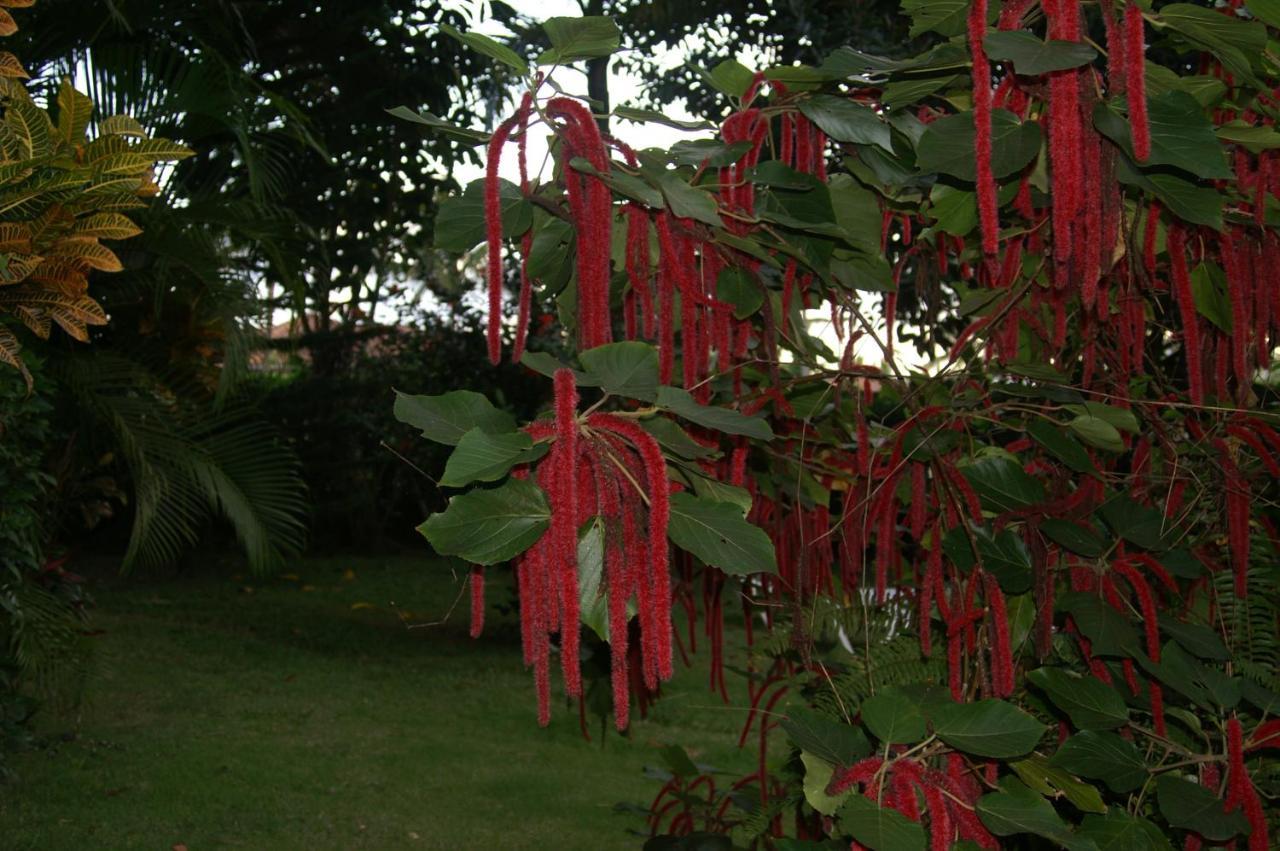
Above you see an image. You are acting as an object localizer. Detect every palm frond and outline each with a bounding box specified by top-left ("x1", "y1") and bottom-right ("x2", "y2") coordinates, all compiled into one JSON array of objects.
[{"x1": 54, "y1": 351, "x2": 308, "y2": 575}]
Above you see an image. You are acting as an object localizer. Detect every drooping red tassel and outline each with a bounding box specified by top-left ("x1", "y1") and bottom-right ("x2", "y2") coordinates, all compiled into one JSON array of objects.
[
  {"x1": 546, "y1": 98, "x2": 614, "y2": 351},
  {"x1": 983, "y1": 571, "x2": 1015, "y2": 697},
  {"x1": 1124, "y1": 3, "x2": 1150, "y2": 161},
  {"x1": 969, "y1": 0, "x2": 999, "y2": 259},
  {"x1": 484, "y1": 113, "x2": 522, "y2": 364},
  {"x1": 553, "y1": 369, "x2": 582, "y2": 697},
  {"x1": 468, "y1": 566, "x2": 485, "y2": 638}
]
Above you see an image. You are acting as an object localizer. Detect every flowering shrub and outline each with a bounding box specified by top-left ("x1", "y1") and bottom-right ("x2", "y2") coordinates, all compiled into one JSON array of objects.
[{"x1": 397, "y1": 4, "x2": 1280, "y2": 848}]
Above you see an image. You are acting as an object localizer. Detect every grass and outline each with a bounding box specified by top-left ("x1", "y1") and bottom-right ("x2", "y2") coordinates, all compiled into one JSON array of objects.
[{"x1": 0, "y1": 555, "x2": 758, "y2": 850}]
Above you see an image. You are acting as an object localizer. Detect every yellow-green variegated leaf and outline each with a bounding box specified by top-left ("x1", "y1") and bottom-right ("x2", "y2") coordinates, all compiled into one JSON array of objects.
[
  {"x1": 55, "y1": 78, "x2": 94, "y2": 147},
  {"x1": 53, "y1": 238, "x2": 122, "y2": 272},
  {"x1": 96, "y1": 114, "x2": 146, "y2": 138},
  {"x1": 73, "y1": 212, "x2": 141, "y2": 241},
  {"x1": 0, "y1": 325, "x2": 32, "y2": 389}
]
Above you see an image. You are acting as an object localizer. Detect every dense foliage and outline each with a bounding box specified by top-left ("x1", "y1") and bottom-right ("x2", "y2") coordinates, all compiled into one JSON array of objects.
[{"x1": 401, "y1": 4, "x2": 1280, "y2": 849}]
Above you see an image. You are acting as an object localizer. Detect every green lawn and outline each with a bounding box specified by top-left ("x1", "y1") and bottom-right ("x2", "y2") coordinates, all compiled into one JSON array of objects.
[{"x1": 0, "y1": 555, "x2": 756, "y2": 850}]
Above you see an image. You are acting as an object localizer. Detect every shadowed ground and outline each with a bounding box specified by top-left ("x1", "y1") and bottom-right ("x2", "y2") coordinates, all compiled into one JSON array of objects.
[{"x1": 0, "y1": 555, "x2": 756, "y2": 850}]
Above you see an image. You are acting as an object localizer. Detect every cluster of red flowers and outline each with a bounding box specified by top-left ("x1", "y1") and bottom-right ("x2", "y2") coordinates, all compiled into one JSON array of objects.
[
  {"x1": 468, "y1": 369, "x2": 673, "y2": 728},
  {"x1": 828, "y1": 755, "x2": 997, "y2": 850}
]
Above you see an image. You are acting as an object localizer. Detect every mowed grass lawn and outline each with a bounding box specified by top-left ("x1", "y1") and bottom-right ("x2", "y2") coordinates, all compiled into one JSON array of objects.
[{"x1": 0, "y1": 555, "x2": 757, "y2": 850}]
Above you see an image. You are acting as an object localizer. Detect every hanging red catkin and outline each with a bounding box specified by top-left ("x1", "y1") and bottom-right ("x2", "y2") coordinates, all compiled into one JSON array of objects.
[
  {"x1": 468, "y1": 566, "x2": 485, "y2": 639},
  {"x1": 1167, "y1": 224, "x2": 1205, "y2": 405},
  {"x1": 589, "y1": 413, "x2": 673, "y2": 682},
  {"x1": 969, "y1": 0, "x2": 999, "y2": 259},
  {"x1": 546, "y1": 98, "x2": 613, "y2": 351},
  {"x1": 1124, "y1": 3, "x2": 1150, "y2": 161},
  {"x1": 552, "y1": 369, "x2": 582, "y2": 697},
  {"x1": 484, "y1": 109, "x2": 526, "y2": 364},
  {"x1": 983, "y1": 571, "x2": 1015, "y2": 697}
]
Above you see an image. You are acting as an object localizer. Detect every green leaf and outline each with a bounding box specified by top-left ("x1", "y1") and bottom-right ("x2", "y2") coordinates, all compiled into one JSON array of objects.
[
  {"x1": 1068, "y1": 415, "x2": 1125, "y2": 453},
  {"x1": 984, "y1": 32, "x2": 1097, "y2": 74},
  {"x1": 417, "y1": 478, "x2": 550, "y2": 565},
  {"x1": 439, "y1": 23, "x2": 528, "y2": 75},
  {"x1": 829, "y1": 174, "x2": 888, "y2": 255},
  {"x1": 1056, "y1": 592, "x2": 1141, "y2": 657},
  {"x1": 1247, "y1": 0, "x2": 1280, "y2": 28},
  {"x1": 917, "y1": 109, "x2": 1042, "y2": 182},
  {"x1": 1064, "y1": 402, "x2": 1140, "y2": 434},
  {"x1": 929, "y1": 183, "x2": 978, "y2": 236},
  {"x1": 960, "y1": 456, "x2": 1046, "y2": 514},
  {"x1": 862, "y1": 689, "x2": 927, "y2": 745},
  {"x1": 1096, "y1": 492, "x2": 1172, "y2": 551},
  {"x1": 385, "y1": 106, "x2": 489, "y2": 144},
  {"x1": 1093, "y1": 93, "x2": 1231, "y2": 180},
  {"x1": 656, "y1": 387, "x2": 773, "y2": 440},
  {"x1": 539, "y1": 16, "x2": 620, "y2": 64},
  {"x1": 1009, "y1": 756, "x2": 1108, "y2": 814},
  {"x1": 801, "y1": 751, "x2": 851, "y2": 816},
  {"x1": 1190, "y1": 261, "x2": 1233, "y2": 332},
  {"x1": 1146, "y1": 173, "x2": 1224, "y2": 230},
  {"x1": 571, "y1": 158, "x2": 665, "y2": 207},
  {"x1": 798, "y1": 95, "x2": 892, "y2": 152},
  {"x1": 576, "y1": 520, "x2": 609, "y2": 641},
  {"x1": 659, "y1": 172, "x2": 722, "y2": 227},
  {"x1": 1049, "y1": 731, "x2": 1147, "y2": 793},
  {"x1": 526, "y1": 217, "x2": 573, "y2": 279},
  {"x1": 716, "y1": 266, "x2": 764, "y2": 319},
  {"x1": 667, "y1": 492, "x2": 777, "y2": 576},
  {"x1": 1215, "y1": 121, "x2": 1280, "y2": 153},
  {"x1": 1040, "y1": 519, "x2": 1107, "y2": 558},
  {"x1": 940, "y1": 526, "x2": 1033, "y2": 593},
  {"x1": 1028, "y1": 668, "x2": 1129, "y2": 730},
  {"x1": 439, "y1": 428, "x2": 547, "y2": 487},
  {"x1": 1027, "y1": 420, "x2": 1099, "y2": 476},
  {"x1": 838, "y1": 795, "x2": 927, "y2": 851},
  {"x1": 781, "y1": 707, "x2": 872, "y2": 767},
  {"x1": 978, "y1": 778, "x2": 1098, "y2": 851},
  {"x1": 1078, "y1": 812, "x2": 1173, "y2": 851},
  {"x1": 1154, "y1": 775, "x2": 1251, "y2": 841},
  {"x1": 659, "y1": 743, "x2": 700, "y2": 777},
  {"x1": 579, "y1": 342, "x2": 659, "y2": 401},
  {"x1": 641, "y1": 417, "x2": 718, "y2": 460},
  {"x1": 434, "y1": 178, "x2": 532, "y2": 252},
  {"x1": 881, "y1": 75, "x2": 957, "y2": 110},
  {"x1": 670, "y1": 139, "x2": 753, "y2": 167},
  {"x1": 902, "y1": 0, "x2": 971, "y2": 37},
  {"x1": 613, "y1": 106, "x2": 714, "y2": 132},
  {"x1": 708, "y1": 59, "x2": 756, "y2": 99},
  {"x1": 393, "y1": 389, "x2": 516, "y2": 446},
  {"x1": 1158, "y1": 617, "x2": 1229, "y2": 661},
  {"x1": 931, "y1": 699, "x2": 1046, "y2": 758},
  {"x1": 977, "y1": 528, "x2": 1034, "y2": 594},
  {"x1": 1157, "y1": 4, "x2": 1265, "y2": 84}
]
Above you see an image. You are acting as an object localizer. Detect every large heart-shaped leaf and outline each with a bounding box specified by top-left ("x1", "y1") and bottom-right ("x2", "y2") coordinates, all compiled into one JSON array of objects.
[
  {"x1": 394, "y1": 389, "x2": 516, "y2": 446},
  {"x1": 838, "y1": 795, "x2": 927, "y2": 851},
  {"x1": 930, "y1": 699, "x2": 1046, "y2": 758},
  {"x1": 667, "y1": 492, "x2": 777, "y2": 576},
  {"x1": 984, "y1": 31, "x2": 1098, "y2": 74},
  {"x1": 1028, "y1": 667, "x2": 1129, "y2": 730},
  {"x1": 1154, "y1": 775, "x2": 1251, "y2": 841},
  {"x1": 439, "y1": 428, "x2": 547, "y2": 487},
  {"x1": 417, "y1": 478, "x2": 550, "y2": 565},
  {"x1": 917, "y1": 109, "x2": 1042, "y2": 182},
  {"x1": 1048, "y1": 731, "x2": 1147, "y2": 793}
]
